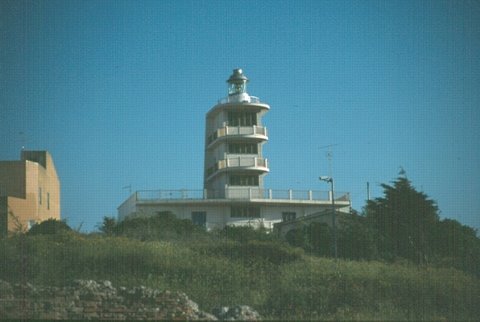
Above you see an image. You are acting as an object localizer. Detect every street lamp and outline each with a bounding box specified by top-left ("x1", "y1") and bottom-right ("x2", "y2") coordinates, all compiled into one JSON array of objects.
[{"x1": 319, "y1": 176, "x2": 337, "y2": 260}]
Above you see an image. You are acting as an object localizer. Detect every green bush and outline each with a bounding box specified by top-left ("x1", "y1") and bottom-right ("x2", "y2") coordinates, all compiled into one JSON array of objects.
[
  {"x1": 219, "y1": 225, "x2": 274, "y2": 243},
  {"x1": 27, "y1": 219, "x2": 72, "y2": 235},
  {"x1": 112, "y1": 211, "x2": 208, "y2": 241}
]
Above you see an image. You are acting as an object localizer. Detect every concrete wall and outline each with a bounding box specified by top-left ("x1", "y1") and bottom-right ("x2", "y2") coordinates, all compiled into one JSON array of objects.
[
  {"x1": 0, "y1": 151, "x2": 60, "y2": 233},
  {"x1": 127, "y1": 201, "x2": 343, "y2": 231}
]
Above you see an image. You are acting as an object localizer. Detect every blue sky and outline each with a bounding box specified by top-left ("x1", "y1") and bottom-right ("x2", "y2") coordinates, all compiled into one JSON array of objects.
[{"x1": 1, "y1": 0, "x2": 479, "y2": 232}]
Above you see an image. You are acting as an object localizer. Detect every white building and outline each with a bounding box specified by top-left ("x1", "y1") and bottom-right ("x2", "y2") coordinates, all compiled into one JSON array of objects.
[{"x1": 118, "y1": 69, "x2": 350, "y2": 230}]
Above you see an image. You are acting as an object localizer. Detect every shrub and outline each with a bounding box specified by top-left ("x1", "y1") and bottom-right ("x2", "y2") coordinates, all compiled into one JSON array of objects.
[
  {"x1": 220, "y1": 225, "x2": 274, "y2": 243},
  {"x1": 27, "y1": 219, "x2": 72, "y2": 236},
  {"x1": 113, "y1": 211, "x2": 207, "y2": 241}
]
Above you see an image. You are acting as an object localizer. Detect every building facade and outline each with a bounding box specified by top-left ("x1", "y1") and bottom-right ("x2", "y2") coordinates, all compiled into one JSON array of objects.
[
  {"x1": 118, "y1": 69, "x2": 350, "y2": 230},
  {"x1": 0, "y1": 151, "x2": 61, "y2": 236}
]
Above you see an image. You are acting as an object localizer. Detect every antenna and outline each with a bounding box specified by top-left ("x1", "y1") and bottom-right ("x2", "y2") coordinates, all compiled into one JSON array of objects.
[
  {"x1": 19, "y1": 132, "x2": 26, "y2": 151},
  {"x1": 319, "y1": 144, "x2": 340, "y2": 177}
]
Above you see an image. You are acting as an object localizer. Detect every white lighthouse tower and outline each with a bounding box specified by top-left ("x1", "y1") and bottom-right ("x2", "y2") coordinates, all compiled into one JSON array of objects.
[
  {"x1": 204, "y1": 69, "x2": 270, "y2": 200},
  {"x1": 118, "y1": 68, "x2": 351, "y2": 230}
]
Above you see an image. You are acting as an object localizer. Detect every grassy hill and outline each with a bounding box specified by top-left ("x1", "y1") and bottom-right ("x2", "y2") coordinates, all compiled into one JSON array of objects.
[{"x1": 1, "y1": 218, "x2": 479, "y2": 320}]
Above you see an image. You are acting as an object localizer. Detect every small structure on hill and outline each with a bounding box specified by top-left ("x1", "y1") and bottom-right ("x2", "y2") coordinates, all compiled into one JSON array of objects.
[{"x1": 0, "y1": 150, "x2": 61, "y2": 236}]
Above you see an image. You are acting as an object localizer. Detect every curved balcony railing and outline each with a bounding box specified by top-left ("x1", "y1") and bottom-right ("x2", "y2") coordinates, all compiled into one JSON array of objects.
[
  {"x1": 218, "y1": 95, "x2": 262, "y2": 104},
  {"x1": 207, "y1": 125, "x2": 267, "y2": 145},
  {"x1": 206, "y1": 157, "x2": 269, "y2": 179}
]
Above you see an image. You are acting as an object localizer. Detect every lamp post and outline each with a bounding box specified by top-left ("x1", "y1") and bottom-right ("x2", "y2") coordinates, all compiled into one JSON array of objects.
[{"x1": 319, "y1": 176, "x2": 337, "y2": 260}]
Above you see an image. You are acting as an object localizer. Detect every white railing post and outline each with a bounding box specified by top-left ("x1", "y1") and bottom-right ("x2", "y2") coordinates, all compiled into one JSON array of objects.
[
  {"x1": 329, "y1": 190, "x2": 333, "y2": 201},
  {"x1": 289, "y1": 189, "x2": 293, "y2": 200},
  {"x1": 308, "y1": 190, "x2": 313, "y2": 200},
  {"x1": 268, "y1": 189, "x2": 272, "y2": 199}
]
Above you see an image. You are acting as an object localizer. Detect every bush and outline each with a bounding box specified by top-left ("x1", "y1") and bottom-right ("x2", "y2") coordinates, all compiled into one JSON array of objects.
[
  {"x1": 219, "y1": 225, "x2": 274, "y2": 243},
  {"x1": 27, "y1": 219, "x2": 72, "y2": 236},
  {"x1": 112, "y1": 211, "x2": 207, "y2": 241}
]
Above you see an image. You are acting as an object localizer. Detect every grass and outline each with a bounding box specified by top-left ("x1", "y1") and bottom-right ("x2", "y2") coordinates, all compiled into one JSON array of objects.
[{"x1": 1, "y1": 230, "x2": 479, "y2": 320}]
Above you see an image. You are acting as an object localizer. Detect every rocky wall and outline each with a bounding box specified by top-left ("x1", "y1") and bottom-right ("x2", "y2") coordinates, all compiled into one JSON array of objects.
[{"x1": 0, "y1": 280, "x2": 260, "y2": 320}]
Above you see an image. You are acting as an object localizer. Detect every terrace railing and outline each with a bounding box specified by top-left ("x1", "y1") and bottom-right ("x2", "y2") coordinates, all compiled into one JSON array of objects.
[{"x1": 135, "y1": 188, "x2": 350, "y2": 203}]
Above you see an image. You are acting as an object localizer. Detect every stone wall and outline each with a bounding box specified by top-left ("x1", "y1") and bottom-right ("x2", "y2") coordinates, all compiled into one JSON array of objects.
[{"x1": 0, "y1": 280, "x2": 261, "y2": 320}]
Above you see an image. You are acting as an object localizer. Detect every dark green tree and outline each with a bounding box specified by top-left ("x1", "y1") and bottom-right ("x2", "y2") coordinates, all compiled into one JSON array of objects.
[
  {"x1": 98, "y1": 216, "x2": 116, "y2": 235},
  {"x1": 366, "y1": 171, "x2": 439, "y2": 263}
]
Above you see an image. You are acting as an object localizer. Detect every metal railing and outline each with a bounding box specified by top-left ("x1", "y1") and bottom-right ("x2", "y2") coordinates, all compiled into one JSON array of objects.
[
  {"x1": 207, "y1": 125, "x2": 267, "y2": 145},
  {"x1": 135, "y1": 188, "x2": 350, "y2": 203},
  {"x1": 218, "y1": 95, "x2": 262, "y2": 104}
]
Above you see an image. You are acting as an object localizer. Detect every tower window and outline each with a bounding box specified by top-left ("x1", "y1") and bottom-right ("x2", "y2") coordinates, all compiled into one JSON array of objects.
[
  {"x1": 228, "y1": 143, "x2": 258, "y2": 154},
  {"x1": 38, "y1": 187, "x2": 42, "y2": 205},
  {"x1": 228, "y1": 112, "x2": 257, "y2": 126},
  {"x1": 229, "y1": 175, "x2": 259, "y2": 186}
]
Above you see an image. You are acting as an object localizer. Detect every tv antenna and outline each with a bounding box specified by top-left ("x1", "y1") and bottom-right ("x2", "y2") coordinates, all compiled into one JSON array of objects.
[
  {"x1": 318, "y1": 143, "x2": 340, "y2": 177},
  {"x1": 19, "y1": 132, "x2": 27, "y2": 151}
]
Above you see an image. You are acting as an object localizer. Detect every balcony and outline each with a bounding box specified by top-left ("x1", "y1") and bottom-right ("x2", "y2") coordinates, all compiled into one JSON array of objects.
[
  {"x1": 206, "y1": 157, "x2": 269, "y2": 180},
  {"x1": 133, "y1": 188, "x2": 350, "y2": 204},
  {"x1": 218, "y1": 95, "x2": 262, "y2": 104},
  {"x1": 207, "y1": 125, "x2": 268, "y2": 146}
]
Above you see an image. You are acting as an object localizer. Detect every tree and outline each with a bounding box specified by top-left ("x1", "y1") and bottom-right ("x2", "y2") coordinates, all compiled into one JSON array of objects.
[
  {"x1": 366, "y1": 171, "x2": 439, "y2": 263},
  {"x1": 98, "y1": 216, "x2": 116, "y2": 235}
]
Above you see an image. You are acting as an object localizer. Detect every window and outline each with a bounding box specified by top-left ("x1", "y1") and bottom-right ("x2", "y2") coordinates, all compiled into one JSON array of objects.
[
  {"x1": 282, "y1": 212, "x2": 296, "y2": 222},
  {"x1": 231, "y1": 206, "x2": 260, "y2": 218},
  {"x1": 229, "y1": 175, "x2": 259, "y2": 186},
  {"x1": 38, "y1": 187, "x2": 42, "y2": 205},
  {"x1": 228, "y1": 143, "x2": 258, "y2": 154},
  {"x1": 47, "y1": 193, "x2": 50, "y2": 210},
  {"x1": 228, "y1": 111, "x2": 257, "y2": 126},
  {"x1": 191, "y1": 212, "x2": 207, "y2": 228}
]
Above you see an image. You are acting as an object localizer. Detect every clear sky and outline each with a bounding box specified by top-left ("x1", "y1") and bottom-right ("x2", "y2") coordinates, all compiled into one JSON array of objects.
[{"x1": 1, "y1": 0, "x2": 479, "y2": 232}]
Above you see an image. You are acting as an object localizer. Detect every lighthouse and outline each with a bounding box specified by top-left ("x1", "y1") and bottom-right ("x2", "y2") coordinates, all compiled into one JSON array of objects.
[
  {"x1": 118, "y1": 69, "x2": 351, "y2": 230},
  {"x1": 204, "y1": 69, "x2": 270, "y2": 200}
]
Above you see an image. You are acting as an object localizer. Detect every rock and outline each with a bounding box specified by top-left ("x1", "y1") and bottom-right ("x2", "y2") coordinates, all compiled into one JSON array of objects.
[{"x1": 213, "y1": 305, "x2": 261, "y2": 321}]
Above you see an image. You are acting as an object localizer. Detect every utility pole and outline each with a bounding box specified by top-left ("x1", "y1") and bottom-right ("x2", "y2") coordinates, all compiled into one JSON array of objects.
[{"x1": 320, "y1": 176, "x2": 337, "y2": 260}]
